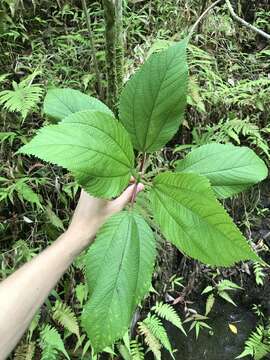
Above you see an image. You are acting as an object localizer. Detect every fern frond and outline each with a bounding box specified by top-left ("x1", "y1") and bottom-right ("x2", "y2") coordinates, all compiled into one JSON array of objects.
[
  {"x1": 236, "y1": 325, "x2": 270, "y2": 360},
  {"x1": 253, "y1": 262, "x2": 266, "y2": 286},
  {"x1": 143, "y1": 314, "x2": 174, "y2": 357},
  {"x1": 138, "y1": 321, "x2": 161, "y2": 360},
  {"x1": 14, "y1": 342, "x2": 35, "y2": 360},
  {"x1": 130, "y1": 338, "x2": 144, "y2": 360},
  {"x1": 0, "y1": 77, "x2": 43, "y2": 119},
  {"x1": 152, "y1": 302, "x2": 186, "y2": 335},
  {"x1": 41, "y1": 346, "x2": 58, "y2": 360},
  {"x1": 40, "y1": 324, "x2": 70, "y2": 360},
  {"x1": 198, "y1": 117, "x2": 270, "y2": 159},
  {"x1": 52, "y1": 300, "x2": 80, "y2": 339}
]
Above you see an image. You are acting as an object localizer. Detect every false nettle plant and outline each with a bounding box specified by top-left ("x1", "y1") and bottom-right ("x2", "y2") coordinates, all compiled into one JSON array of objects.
[{"x1": 18, "y1": 39, "x2": 268, "y2": 352}]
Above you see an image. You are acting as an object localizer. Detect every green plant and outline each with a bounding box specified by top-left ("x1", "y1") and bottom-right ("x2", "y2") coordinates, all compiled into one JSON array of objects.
[
  {"x1": 14, "y1": 342, "x2": 35, "y2": 360},
  {"x1": 253, "y1": 262, "x2": 266, "y2": 286},
  {"x1": 17, "y1": 39, "x2": 268, "y2": 353},
  {"x1": 184, "y1": 313, "x2": 212, "y2": 340},
  {"x1": 52, "y1": 300, "x2": 80, "y2": 340},
  {"x1": 120, "y1": 301, "x2": 183, "y2": 360},
  {"x1": 39, "y1": 324, "x2": 70, "y2": 360},
  {"x1": 190, "y1": 117, "x2": 270, "y2": 159},
  {"x1": 0, "y1": 72, "x2": 43, "y2": 120},
  {"x1": 237, "y1": 324, "x2": 270, "y2": 360},
  {"x1": 202, "y1": 279, "x2": 243, "y2": 313}
]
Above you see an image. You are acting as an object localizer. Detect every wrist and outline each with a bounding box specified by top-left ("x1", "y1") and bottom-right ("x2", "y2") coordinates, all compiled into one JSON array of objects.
[{"x1": 63, "y1": 218, "x2": 104, "y2": 255}]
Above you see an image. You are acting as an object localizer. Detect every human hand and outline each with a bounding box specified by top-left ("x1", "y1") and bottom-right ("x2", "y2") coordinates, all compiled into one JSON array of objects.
[{"x1": 65, "y1": 182, "x2": 144, "y2": 251}]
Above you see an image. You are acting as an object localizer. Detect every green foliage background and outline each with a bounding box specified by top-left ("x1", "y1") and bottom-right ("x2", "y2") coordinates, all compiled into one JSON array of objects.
[{"x1": 0, "y1": 0, "x2": 270, "y2": 359}]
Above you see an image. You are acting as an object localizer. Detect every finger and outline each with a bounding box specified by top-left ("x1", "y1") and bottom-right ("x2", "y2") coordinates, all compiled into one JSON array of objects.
[{"x1": 109, "y1": 183, "x2": 144, "y2": 213}]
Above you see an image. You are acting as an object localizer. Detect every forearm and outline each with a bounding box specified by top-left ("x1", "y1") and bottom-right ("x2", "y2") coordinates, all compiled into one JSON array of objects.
[
  {"x1": 0, "y1": 230, "x2": 90, "y2": 359},
  {"x1": 0, "y1": 185, "x2": 140, "y2": 359}
]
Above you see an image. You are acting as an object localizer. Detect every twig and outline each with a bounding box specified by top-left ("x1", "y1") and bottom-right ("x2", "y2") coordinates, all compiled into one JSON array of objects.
[
  {"x1": 81, "y1": 0, "x2": 103, "y2": 96},
  {"x1": 188, "y1": 0, "x2": 223, "y2": 39},
  {"x1": 130, "y1": 153, "x2": 146, "y2": 207},
  {"x1": 225, "y1": 0, "x2": 270, "y2": 40},
  {"x1": 188, "y1": 0, "x2": 270, "y2": 41}
]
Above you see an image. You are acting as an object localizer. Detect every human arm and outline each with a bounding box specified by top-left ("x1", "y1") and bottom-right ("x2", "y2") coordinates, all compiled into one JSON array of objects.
[{"x1": 0, "y1": 183, "x2": 143, "y2": 359}]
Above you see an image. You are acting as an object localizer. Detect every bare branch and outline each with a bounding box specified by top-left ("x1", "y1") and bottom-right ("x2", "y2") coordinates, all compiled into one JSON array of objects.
[
  {"x1": 188, "y1": 0, "x2": 223, "y2": 39},
  {"x1": 225, "y1": 0, "x2": 270, "y2": 40},
  {"x1": 188, "y1": 0, "x2": 270, "y2": 42}
]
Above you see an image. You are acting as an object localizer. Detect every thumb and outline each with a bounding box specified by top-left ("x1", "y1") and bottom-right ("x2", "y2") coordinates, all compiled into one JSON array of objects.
[{"x1": 109, "y1": 183, "x2": 144, "y2": 214}]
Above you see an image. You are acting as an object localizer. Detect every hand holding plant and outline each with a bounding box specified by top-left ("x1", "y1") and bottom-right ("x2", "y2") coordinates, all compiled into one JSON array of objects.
[
  {"x1": 66, "y1": 182, "x2": 144, "y2": 252},
  {"x1": 18, "y1": 39, "x2": 268, "y2": 352}
]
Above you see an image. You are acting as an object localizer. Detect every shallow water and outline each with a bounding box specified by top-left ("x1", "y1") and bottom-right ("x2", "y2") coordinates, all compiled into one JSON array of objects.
[{"x1": 162, "y1": 301, "x2": 257, "y2": 360}]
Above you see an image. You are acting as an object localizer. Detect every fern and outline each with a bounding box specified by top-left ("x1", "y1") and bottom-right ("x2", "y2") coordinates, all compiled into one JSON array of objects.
[
  {"x1": 130, "y1": 338, "x2": 145, "y2": 360},
  {"x1": 236, "y1": 325, "x2": 270, "y2": 360},
  {"x1": 152, "y1": 301, "x2": 186, "y2": 335},
  {"x1": 40, "y1": 324, "x2": 70, "y2": 360},
  {"x1": 253, "y1": 262, "x2": 266, "y2": 286},
  {"x1": 194, "y1": 117, "x2": 270, "y2": 159},
  {"x1": 214, "y1": 78, "x2": 270, "y2": 109},
  {"x1": 0, "y1": 74, "x2": 43, "y2": 119},
  {"x1": 14, "y1": 342, "x2": 35, "y2": 360},
  {"x1": 143, "y1": 314, "x2": 174, "y2": 357},
  {"x1": 52, "y1": 300, "x2": 80, "y2": 339},
  {"x1": 41, "y1": 346, "x2": 58, "y2": 360},
  {"x1": 138, "y1": 321, "x2": 161, "y2": 360}
]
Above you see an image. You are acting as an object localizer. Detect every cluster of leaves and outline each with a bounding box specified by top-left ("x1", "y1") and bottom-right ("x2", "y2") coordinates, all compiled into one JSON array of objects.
[
  {"x1": 17, "y1": 37, "x2": 268, "y2": 352},
  {"x1": 237, "y1": 324, "x2": 270, "y2": 360},
  {"x1": 0, "y1": 72, "x2": 43, "y2": 120},
  {"x1": 202, "y1": 279, "x2": 243, "y2": 317},
  {"x1": 119, "y1": 301, "x2": 184, "y2": 360}
]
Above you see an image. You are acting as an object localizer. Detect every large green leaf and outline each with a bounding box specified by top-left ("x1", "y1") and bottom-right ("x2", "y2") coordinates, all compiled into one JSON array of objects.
[
  {"x1": 18, "y1": 111, "x2": 134, "y2": 198},
  {"x1": 119, "y1": 40, "x2": 188, "y2": 152},
  {"x1": 82, "y1": 211, "x2": 156, "y2": 352},
  {"x1": 150, "y1": 172, "x2": 260, "y2": 266},
  {"x1": 175, "y1": 143, "x2": 268, "y2": 199},
  {"x1": 44, "y1": 88, "x2": 113, "y2": 120}
]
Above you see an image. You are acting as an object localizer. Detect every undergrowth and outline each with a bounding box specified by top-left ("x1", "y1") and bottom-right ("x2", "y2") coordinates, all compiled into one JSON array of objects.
[{"x1": 0, "y1": 0, "x2": 270, "y2": 358}]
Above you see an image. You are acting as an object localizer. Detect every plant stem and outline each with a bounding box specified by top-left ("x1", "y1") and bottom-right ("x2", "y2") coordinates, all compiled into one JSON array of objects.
[
  {"x1": 225, "y1": 0, "x2": 270, "y2": 40},
  {"x1": 188, "y1": 0, "x2": 223, "y2": 40},
  {"x1": 130, "y1": 153, "x2": 146, "y2": 207},
  {"x1": 188, "y1": 0, "x2": 270, "y2": 41},
  {"x1": 102, "y1": 0, "x2": 124, "y2": 112},
  {"x1": 81, "y1": 0, "x2": 103, "y2": 96}
]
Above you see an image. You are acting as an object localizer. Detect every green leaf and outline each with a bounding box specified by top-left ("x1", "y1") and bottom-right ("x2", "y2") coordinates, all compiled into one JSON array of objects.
[
  {"x1": 217, "y1": 279, "x2": 242, "y2": 291},
  {"x1": 175, "y1": 143, "x2": 268, "y2": 199},
  {"x1": 0, "y1": 131, "x2": 16, "y2": 142},
  {"x1": 82, "y1": 211, "x2": 156, "y2": 352},
  {"x1": 0, "y1": 82, "x2": 43, "y2": 119},
  {"x1": 52, "y1": 300, "x2": 80, "y2": 339},
  {"x1": 40, "y1": 324, "x2": 70, "y2": 360},
  {"x1": 18, "y1": 111, "x2": 135, "y2": 198},
  {"x1": 15, "y1": 179, "x2": 42, "y2": 207},
  {"x1": 152, "y1": 302, "x2": 186, "y2": 335},
  {"x1": 150, "y1": 172, "x2": 260, "y2": 266},
  {"x1": 45, "y1": 206, "x2": 65, "y2": 230},
  {"x1": 218, "y1": 291, "x2": 237, "y2": 306},
  {"x1": 143, "y1": 314, "x2": 174, "y2": 356},
  {"x1": 119, "y1": 40, "x2": 188, "y2": 152},
  {"x1": 43, "y1": 88, "x2": 113, "y2": 120},
  {"x1": 201, "y1": 286, "x2": 214, "y2": 295},
  {"x1": 205, "y1": 294, "x2": 215, "y2": 316}
]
